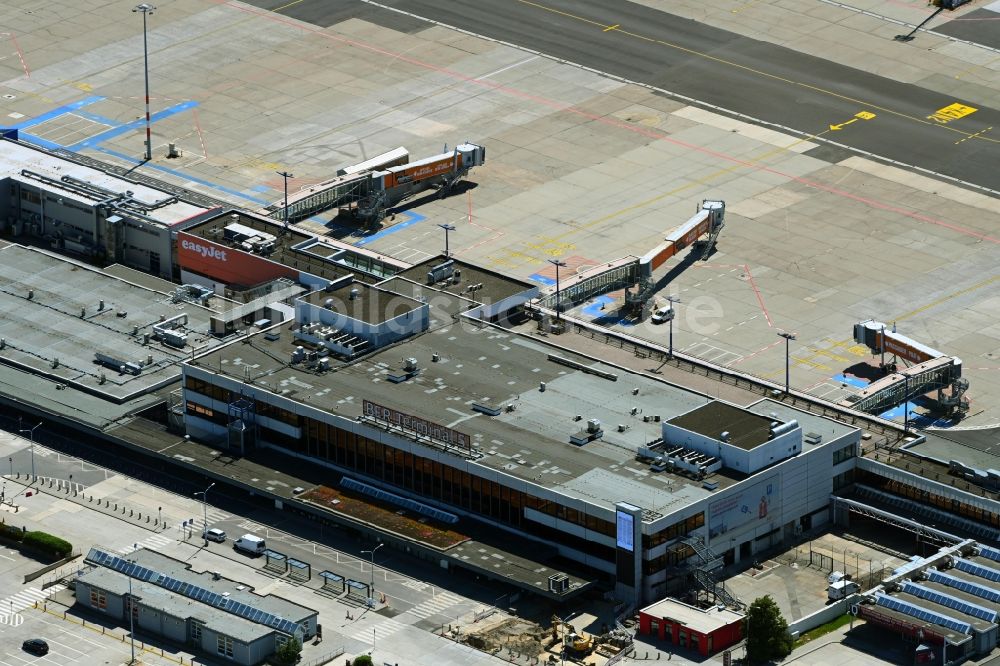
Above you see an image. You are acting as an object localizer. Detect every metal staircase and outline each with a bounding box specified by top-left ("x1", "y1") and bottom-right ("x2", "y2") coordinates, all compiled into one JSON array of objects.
[
  {"x1": 682, "y1": 535, "x2": 743, "y2": 610},
  {"x1": 700, "y1": 214, "x2": 724, "y2": 259}
]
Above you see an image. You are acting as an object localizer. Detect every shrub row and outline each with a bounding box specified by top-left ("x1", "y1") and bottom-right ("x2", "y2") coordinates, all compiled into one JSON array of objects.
[
  {"x1": 22, "y1": 531, "x2": 73, "y2": 557},
  {"x1": 0, "y1": 522, "x2": 24, "y2": 542}
]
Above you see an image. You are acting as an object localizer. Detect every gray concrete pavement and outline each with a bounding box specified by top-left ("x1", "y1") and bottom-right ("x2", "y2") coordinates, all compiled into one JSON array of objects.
[
  {"x1": 2, "y1": 2, "x2": 1000, "y2": 421},
  {"x1": 1, "y1": 429, "x2": 513, "y2": 665},
  {"x1": 369, "y1": 0, "x2": 1000, "y2": 192}
]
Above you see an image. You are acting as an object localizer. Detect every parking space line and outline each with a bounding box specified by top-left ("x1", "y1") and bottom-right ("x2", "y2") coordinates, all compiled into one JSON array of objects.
[
  {"x1": 42, "y1": 637, "x2": 85, "y2": 657},
  {"x1": 59, "y1": 628, "x2": 106, "y2": 651}
]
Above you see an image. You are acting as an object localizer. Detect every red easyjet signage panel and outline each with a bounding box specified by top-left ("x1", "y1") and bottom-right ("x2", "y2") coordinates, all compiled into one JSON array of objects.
[{"x1": 177, "y1": 232, "x2": 297, "y2": 286}]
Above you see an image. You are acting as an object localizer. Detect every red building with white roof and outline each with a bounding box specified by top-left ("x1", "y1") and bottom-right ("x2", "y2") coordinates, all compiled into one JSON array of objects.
[{"x1": 638, "y1": 598, "x2": 744, "y2": 656}]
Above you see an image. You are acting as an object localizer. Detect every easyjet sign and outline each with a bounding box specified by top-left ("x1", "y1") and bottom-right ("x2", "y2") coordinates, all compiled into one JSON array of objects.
[
  {"x1": 176, "y1": 231, "x2": 297, "y2": 286},
  {"x1": 180, "y1": 238, "x2": 227, "y2": 262}
]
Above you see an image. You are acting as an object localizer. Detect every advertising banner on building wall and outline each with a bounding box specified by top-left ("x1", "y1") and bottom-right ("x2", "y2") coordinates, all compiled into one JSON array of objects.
[
  {"x1": 708, "y1": 475, "x2": 779, "y2": 539},
  {"x1": 176, "y1": 231, "x2": 297, "y2": 287}
]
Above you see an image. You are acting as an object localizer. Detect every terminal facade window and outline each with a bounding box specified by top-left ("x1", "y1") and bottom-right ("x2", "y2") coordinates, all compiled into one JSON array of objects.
[
  {"x1": 857, "y1": 468, "x2": 1000, "y2": 527},
  {"x1": 832, "y1": 443, "x2": 856, "y2": 465},
  {"x1": 300, "y1": 410, "x2": 617, "y2": 562},
  {"x1": 90, "y1": 588, "x2": 107, "y2": 609},
  {"x1": 185, "y1": 381, "x2": 621, "y2": 563}
]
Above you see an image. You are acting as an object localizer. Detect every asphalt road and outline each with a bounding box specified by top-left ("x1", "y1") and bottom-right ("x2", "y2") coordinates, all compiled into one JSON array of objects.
[
  {"x1": 934, "y1": 8, "x2": 1000, "y2": 50},
  {"x1": 254, "y1": 0, "x2": 1000, "y2": 193}
]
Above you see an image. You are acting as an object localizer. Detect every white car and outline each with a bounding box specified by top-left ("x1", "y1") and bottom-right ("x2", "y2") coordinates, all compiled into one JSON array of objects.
[
  {"x1": 650, "y1": 306, "x2": 674, "y2": 324},
  {"x1": 203, "y1": 528, "x2": 227, "y2": 543}
]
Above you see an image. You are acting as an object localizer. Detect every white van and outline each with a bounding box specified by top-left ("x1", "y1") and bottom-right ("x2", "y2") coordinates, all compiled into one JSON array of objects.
[
  {"x1": 233, "y1": 534, "x2": 266, "y2": 556},
  {"x1": 650, "y1": 306, "x2": 674, "y2": 324}
]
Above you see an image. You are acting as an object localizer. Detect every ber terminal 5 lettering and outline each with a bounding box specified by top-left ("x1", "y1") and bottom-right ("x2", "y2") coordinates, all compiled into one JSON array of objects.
[{"x1": 363, "y1": 399, "x2": 471, "y2": 450}]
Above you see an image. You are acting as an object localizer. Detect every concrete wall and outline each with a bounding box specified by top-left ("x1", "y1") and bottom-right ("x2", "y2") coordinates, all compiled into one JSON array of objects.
[
  {"x1": 295, "y1": 296, "x2": 429, "y2": 349},
  {"x1": 137, "y1": 605, "x2": 187, "y2": 643},
  {"x1": 75, "y1": 580, "x2": 125, "y2": 618},
  {"x1": 660, "y1": 421, "x2": 800, "y2": 474},
  {"x1": 787, "y1": 594, "x2": 857, "y2": 636}
]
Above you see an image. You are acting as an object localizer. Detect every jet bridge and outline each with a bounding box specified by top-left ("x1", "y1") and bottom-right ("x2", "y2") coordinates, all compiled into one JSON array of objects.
[{"x1": 842, "y1": 320, "x2": 968, "y2": 417}]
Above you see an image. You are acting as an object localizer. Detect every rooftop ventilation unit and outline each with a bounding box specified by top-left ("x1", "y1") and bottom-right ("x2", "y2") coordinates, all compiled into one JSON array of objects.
[
  {"x1": 587, "y1": 418, "x2": 601, "y2": 434},
  {"x1": 404, "y1": 357, "x2": 418, "y2": 372}
]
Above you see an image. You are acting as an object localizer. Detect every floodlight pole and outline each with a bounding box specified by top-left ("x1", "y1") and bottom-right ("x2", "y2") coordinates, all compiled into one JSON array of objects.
[
  {"x1": 277, "y1": 170, "x2": 294, "y2": 233},
  {"x1": 438, "y1": 223, "x2": 456, "y2": 258},
  {"x1": 361, "y1": 542, "x2": 383, "y2": 609},
  {"x1": 194, "y1": 482, "x2": 215, "y2": 545},
  {"x1": 133, "y1": 4, "x2": 155, "y2": 161},
  {"x1": 903, "y1": 374, "x2": 911, "y2": 433},
  {"x1": 665, "y1": 295, "x2": 680, "y2": 358},
  {"x1": 778, "y1": 332, "x2": 796, "y2": 395},
  {"x1": 548, "y1": 259, "x2": 567, "y2": 320},
  {"x1": 18, "y1": 418, "x2": 43, "y2": 481},
  {"x1": 128, "y1": 547, "x2": 137, "y2": 665}
]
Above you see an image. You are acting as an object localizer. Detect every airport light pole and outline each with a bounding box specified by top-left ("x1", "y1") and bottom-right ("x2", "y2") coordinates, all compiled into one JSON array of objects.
[
  {"x1": 127, "y1": 547, "x2": 137, "y2": 665},
  {"x1": 438, "y1": 223, "x2": 456, "y2": 258},
  {"x1": 133, "y1": 3, "x2": 155, "y2": 162},
  {"x1": 778, "y1": 331, "x2": 796, "y2": 395},
  {"x1": 548, "y1": 259, "x2": 567, "y2": 320},
  {"x1": 18, "y1": 418, "x2": 43, "y2": 481},
  {"x1": 361, "y1": 542, "x2": 383, "y2": 608},
  {"x1": 665, "y1": 294, "x2": 680, "y2": 358},
  {"x1": 194, "y1": 482, "x2": 215, "y2": 545},
  {"x1": 277, "y1": 170, "x2": 294, "y2": 233},
  {"x1": 903, "y1": 374, "x2": 910, "y2": 433}
]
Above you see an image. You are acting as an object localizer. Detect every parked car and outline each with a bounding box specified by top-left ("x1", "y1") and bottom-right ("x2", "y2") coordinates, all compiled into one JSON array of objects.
[
  {"x1": 203, "y1": 528, "x2": 227, "y2": 543},
  {"x1": 650, "y1": 306, "x2": 674, "y2": 324},
  {"x1": 22, "y1": 639, "x2": 49, "y2": 656},
  {"x1": 233, "y1": 534, "x2": 266, "y2": 556}
]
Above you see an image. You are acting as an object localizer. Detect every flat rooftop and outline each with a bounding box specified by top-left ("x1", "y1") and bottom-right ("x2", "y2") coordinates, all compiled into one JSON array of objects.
[
  {"x1": 640, "y1": 598, "x2": 744, "y2": 633},
  {"x1": 183, "y1": 210, "x2": 400, "y2": 284},
  {"x1": 398, "y1": 256, "x2": 536, "y2": 306},
  {"x1": 301, "y1": 282, "x2": 423, "y2": 325},
  {"x1": 669, "y1": 400, "x2": 778, "y2": 450},
  {"x1": 2, "y1": 139, "x2": 206, "y2": 227},
  {"x1": 77, "y1": 565, "x2": 270, "y2": 643},
  {"x1": 189, "y1": 316, "x2": 851, "y2": 519},
  {"x1": 0, "y1": 244, "x2": 226, "y2": 405}
]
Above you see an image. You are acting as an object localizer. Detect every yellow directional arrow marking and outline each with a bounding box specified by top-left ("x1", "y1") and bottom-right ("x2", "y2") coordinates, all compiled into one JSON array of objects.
[{"x1": 830, "y1": 110, "x2": 876, "y2": 131}]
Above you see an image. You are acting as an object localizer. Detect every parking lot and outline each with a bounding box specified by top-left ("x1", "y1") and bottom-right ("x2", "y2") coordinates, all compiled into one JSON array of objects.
[{"x1": 0, "y1": 586, "x2": 188, "y2": 666}]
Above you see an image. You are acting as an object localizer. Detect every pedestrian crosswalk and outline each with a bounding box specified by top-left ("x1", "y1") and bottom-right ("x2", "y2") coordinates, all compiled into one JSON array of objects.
[
  {"x1": 402, "y1": 591, "x2": 464, "y2": 620},
  {"x1": 0, "y1": 585, "x2": 65, "y2": 625},
  {"x1": 119, "y1": 533, "x2": 173, "y2": 554},
  {"x1": 348, "y1": 617, "x2": 407, "y2": 644}
]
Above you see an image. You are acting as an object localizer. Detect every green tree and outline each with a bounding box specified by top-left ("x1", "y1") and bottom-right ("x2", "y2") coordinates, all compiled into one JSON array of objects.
[
  {"x1": 745, "y1": 595, "x2": 793, "y2": 664},
  {"x1": 352, "y1": 656, "x2": 374, "y2": 666},
  {"x1": 274, "y1": 637, "x2": 301, "y2": 666}
]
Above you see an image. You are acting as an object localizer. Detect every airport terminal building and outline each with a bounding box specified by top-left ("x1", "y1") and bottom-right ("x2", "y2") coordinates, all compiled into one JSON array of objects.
[{"x1": 180, "y1": 265, "x2": 860, "y2": 605}]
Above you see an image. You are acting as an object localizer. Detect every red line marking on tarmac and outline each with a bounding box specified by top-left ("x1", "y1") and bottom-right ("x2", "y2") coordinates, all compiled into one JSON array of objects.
[
  {"x1": 743, "y1": 264, "x2": 772, "y2": 328},
  {"x1": 730, "y1": 337, "x2": 783, "y2": 365},
  {"x1": 460, "y1": 191, "x2": 506, "y2": 253},
  {"x1": 8, "y1": 32, "x2": 29, "y2": 78},
  {"x1": 217, "y1": 1, "x2": 1000, "y2": 248},
  {"x1": 193, "y1": 108, "x2": 208, "y2": 158}
]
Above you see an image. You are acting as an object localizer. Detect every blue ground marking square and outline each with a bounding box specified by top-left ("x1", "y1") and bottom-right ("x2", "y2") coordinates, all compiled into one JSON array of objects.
[
  {"x1": 355, "y1": 211, "x2": 428, "y2": 246},
  {"x1": 582, "y1": 296, "x2": 614, "y2": 318},
  {"x1": 832, "y1": 373, "x2": 869, "y2": 389},
  {"x1": 12, "y1": 96, "x2": 105, "y2": 130},
  {"x1": 66, "y1": 100, "x2": 198, "y2": 151},
  {"x1": 528, "y1": 274, "x2": 556, "y2": 286},
  {"x1": 250, "y1": 184, "x2": 273, "y2": 193}
]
